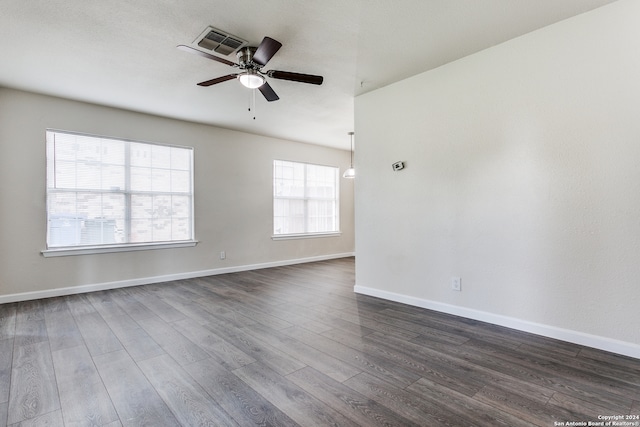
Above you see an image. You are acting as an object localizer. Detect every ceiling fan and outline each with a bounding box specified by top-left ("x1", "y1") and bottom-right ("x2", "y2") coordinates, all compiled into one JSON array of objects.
[{"x1": 178, "y1": 36, "x2": 323, "y2": 102}]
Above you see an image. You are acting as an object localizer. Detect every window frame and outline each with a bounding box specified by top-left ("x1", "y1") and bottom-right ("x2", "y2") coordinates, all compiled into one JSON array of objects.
[
  {"x1": 272, "y1": 159, "x2": 341, "y2": 240},
  {"x1": 42, "y1": 129, "x2": 197, "y2": 257}
]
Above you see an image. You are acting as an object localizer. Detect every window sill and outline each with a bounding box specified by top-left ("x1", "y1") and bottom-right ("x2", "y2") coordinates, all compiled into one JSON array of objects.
[
  {"x1": 41, "y1": 240, "x2": 198, "y2": 257},
  {"x1": 272, "y1": 232, "x2": 341, "y2": 241}
]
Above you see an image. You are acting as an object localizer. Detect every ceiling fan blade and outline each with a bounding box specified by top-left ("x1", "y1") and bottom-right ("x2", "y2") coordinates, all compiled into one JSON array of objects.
[
  {"x1": 258, "y1": 82, "x2": 280, "y2": 102},
  {"x1": 252, "y1": 37, "x2": 282, "y2": 66},
  {"x1": 197, "y1": 74, "x2": 238, "y2": 86},
  {"x1": 177, "y1": 45, "x2": 237, "y2": 67},
  {"x1": 268, "y1": 70, "x2": 323, "y2": 85}
]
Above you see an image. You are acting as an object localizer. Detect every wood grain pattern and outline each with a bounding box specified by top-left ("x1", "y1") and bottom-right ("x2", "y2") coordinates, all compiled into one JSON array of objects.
[
  {"x1": 364, "y1": 330, "x2": 490, "y2": 396},
  {"x1": 171, "y1": 317, "x2": 255, "y2": 370},
  {"x1": 135, "y1": 316, "x2": 209, "y2": 366},
  {"x1": 0, "y1": 339, "x2": 12, "y2": 404},
  {"x1": 8, "y1": 342, "x2": 60, "y2": 425},
  {"x1": 203, "y1": 320, "x2": 307, "y2": 376},
  {"x1": 43, "y1": 308, "x2": 83, "y2": 352},
  {"x1": 281, "y1": 325, "x2": 421, "y2": 388},
  {"x1": 109, "y1": 288, "x2": 156, "y2": 321},
  {"x1": 183, "y1": 357, "x2": 298, "y2": 427},
  {"x1": 243, "y1": 323, "x2": 361, "y2": 383},
  {"x1": 0, "y1": 304, "x2": 16, "y2": 341},
  {"x1": 13, "y1": 301, "x2": 47, "y2": 348},
  {"x1": 2, "y1": 258, "x2": 639, "y2": 426},
  {"x1": 233, "y1": 362, "x2": 360, "y2": 427},
  {"x1": 126, "y1": 287, "x2": 186, "y2": 323},
  {"x1": 9, "y1": 409, "x2": 64, "y2": 426},
  {"x1": 51, "y1": 345, "x2": 119, "y2": 426},
  {"x1": 93, "y1": 350, "x2": 179, "y2": 427},
  {"x1": 344, "y1": 371, "x2": 474, "y2": 427},
  {"x1": 138, "y1": 354, "x2": 239, "y2": 426},
  {"x1": 0, "y1": 402, "x2": 6, "y2": 427},
  {"x1": 287, "y1": 366, "x2": 419, "y2": 426},
  {"x1": 72, "y1": 312, "x2": 123, "y2": 357},
  {"x1": 406, "y1": 377, "x2": 532, "y2": 427}
]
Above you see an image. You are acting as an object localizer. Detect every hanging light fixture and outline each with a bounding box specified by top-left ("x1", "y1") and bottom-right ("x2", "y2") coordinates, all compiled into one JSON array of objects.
[{"x1": 343, "y1": 131, "x2": 355, "y2": 178}]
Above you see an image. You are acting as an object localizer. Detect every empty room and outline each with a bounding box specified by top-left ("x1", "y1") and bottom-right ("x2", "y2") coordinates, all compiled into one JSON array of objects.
[{"x1": 1, "y1": 0, "x2": 639, "y2": 426}]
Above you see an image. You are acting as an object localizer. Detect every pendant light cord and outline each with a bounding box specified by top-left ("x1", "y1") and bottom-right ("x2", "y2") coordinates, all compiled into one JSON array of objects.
[{"x1": 349, "y1": 132, "x2": 354, "y2": 168}]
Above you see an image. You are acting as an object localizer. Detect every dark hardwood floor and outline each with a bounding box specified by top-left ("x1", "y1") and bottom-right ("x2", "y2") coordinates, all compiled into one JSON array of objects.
[{"x1": 1, "y1": 257, "x2": 638, "y2": 426}]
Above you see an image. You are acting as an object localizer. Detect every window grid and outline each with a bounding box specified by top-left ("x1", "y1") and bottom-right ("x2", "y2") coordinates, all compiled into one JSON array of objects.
[
  {"x1": 273, "y1": 160, "x2": 339, "y2": 236},
  {"x1": 46, "y1": 130, "x2": 194, "y2": 249}
]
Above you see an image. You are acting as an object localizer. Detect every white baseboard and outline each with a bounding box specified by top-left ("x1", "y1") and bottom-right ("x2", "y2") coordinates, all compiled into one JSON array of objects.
[
  {"x1": 0, "y1": 253, "x2": 354, "y2": 304},
  {"x1": 354, "y1": 285, "x2": 640, "y2": 360}
]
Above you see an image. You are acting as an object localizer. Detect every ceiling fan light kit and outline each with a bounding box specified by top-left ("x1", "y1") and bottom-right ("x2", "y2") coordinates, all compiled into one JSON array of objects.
[
  {"x1": 179, "y1": 29, "x2": 323, "y2": 102},
  {"x1": 238, "y1": 71, "x2": 265, "y2": 89}
]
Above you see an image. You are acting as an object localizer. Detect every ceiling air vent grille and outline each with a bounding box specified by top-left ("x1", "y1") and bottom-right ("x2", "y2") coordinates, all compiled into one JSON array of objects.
[{"x1": 195, "y1": 26, "x2": 247, "y2": 56}]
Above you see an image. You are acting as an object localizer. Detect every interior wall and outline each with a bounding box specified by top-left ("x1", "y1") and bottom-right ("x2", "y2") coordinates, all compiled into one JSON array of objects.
[
  {"x1": 0, "y1": 88, "x2": 354, "y2": 300},
  {"x1": 354, "y1": 0, "x2": 640, "y2": 355}
]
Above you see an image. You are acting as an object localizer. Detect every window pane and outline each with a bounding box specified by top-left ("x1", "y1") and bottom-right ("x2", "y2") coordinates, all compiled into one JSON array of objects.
[
  {"x1": 273, "y1": 160, "x2": 339, "y2": 235},
  {"x1": 82, "y1": 217, "x2": 118, "y2": 245},
  {"x1": 274, "y1": 160, "x2": 305, "y2": 198},
  {"x1": 131, "y1": 166, "x2": 152, "y2": 191},
  {"x1": 172, "y1": 195, "x2": 191, "y2": 219},
  {"x1": 131, "y1": 194, "x2": 153, "y2": 220},
  {"x1": 46, "y1": 130, "x2": 194, "y2": 248},
  {"x1": 308, "y1": 200, "x2": 336, "y2": 233},
  {"x1": 48, "y1": 213, "x2": 84, "y2": 247},
  {"x1": 53, "y1": 160, "x2": 79, "y2": 189},
  {"x1": 131, "y1": 142, "x2": 152, "y2": 167},
  {"x1": 53, "y1": 135, "x2": 80, "y2": 162},
  {"x1": 152, "y1": 168, "x2": 171, "y2": 192},
  {"x1": 152, "y1": 145, "x2": 171, "y2": 169},
  {"x1": 101, "y1": 138, "x2": 125, "y2": 165},
  {"x1": 76, "y1": 162, "x2": 102, "y2": 190},
  {"x1": 171, "y1": 147, "x2": 191, "y2": 170},
  {"x1": 171, "y1": 170, "x2": 190, "y2": 193},
  {"x1": 172, "y1": 216, "x2": 191, "y2": 241},
  {"x1": 47, "y1": 192, "x2": 125, "y2": 247},
  {"x1": 102, "y1": 164, "x2": 125, "y2": 191},
  {"x1": 273, "y1": 198, "x2": 306, "y2": 234},
  {"x1": 130, "y1": 219, "x2": 153, "y2": 242},
  {"x1": 152, "y1": 218, "x2": 172, "y2": 242},
  {"x1": 48, "y1": 192, "x2": 78, "y2": 216},
  {"x1": 153, "y1": 195, "x2": 172, "y2": 218}
]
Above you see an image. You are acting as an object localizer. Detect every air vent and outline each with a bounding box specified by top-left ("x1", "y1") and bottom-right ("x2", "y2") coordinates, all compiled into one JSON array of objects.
[{"x1": 194, "y1": 26, "x2": 247, "y2": 56}]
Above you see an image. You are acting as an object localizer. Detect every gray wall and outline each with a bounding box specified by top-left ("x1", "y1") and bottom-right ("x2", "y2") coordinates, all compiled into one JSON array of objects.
[
  {"x1": 354, "y1": 0, "x2": 640, "y2": 357},
  {"x1": 0, "y1": 88, "x2": 354, "y2": 300}
]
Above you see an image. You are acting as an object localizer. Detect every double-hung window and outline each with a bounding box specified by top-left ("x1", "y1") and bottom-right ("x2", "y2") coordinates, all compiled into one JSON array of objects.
[
  {"x1": 273, "y1": 160, "x2": 339, "y2": 237},
  {"x1": 45, "y1": 130, "x2": 194, "y2": 254}
]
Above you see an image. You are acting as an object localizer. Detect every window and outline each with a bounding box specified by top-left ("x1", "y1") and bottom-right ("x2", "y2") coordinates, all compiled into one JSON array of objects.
[
  {"x1": 273, "y1": 160, "x2": 339, "y2": 237},
  {"x1": 45, "y1": 130, "x2": 194, "y2": 253}
]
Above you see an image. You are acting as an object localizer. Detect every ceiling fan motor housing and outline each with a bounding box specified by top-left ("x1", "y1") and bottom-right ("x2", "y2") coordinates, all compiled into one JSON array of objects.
[{"x1": 237, "y1": 47, "x2": 261, "y2": 71}]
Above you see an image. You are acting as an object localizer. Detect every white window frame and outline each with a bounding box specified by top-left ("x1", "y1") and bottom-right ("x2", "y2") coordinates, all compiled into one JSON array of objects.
[
  {"x1": 42, "y1": 130, "x2": 197, "y2": 257},
  {"x1": 272, "y1": 159, "x2": 341, "y2": 240}
]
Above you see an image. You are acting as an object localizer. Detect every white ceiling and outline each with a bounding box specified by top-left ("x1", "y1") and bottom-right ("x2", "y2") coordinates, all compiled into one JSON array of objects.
[{"x1": 0, "y1": 0, "x2": 618, "y2": 150}]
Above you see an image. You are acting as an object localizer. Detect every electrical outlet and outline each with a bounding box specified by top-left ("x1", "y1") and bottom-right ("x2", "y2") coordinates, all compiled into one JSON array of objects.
[
  {"x1": 220, "y1": 251, "x2": 226, "y2": 260},
  {"x1": 451, "y1": 277, "x2": 461, "y2": 291}
]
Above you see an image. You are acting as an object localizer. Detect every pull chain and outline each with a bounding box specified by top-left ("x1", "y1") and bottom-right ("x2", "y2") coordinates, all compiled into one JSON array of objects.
[
  {"x1": 247, "y1": 89, "x2": 257, "y2": 120},
  {"x1": 252, "y1": 89, "x2": 256, "y2": 120}
]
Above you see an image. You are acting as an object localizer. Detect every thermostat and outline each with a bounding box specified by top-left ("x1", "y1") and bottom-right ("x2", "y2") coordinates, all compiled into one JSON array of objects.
[{"x1": 392, "y1": 161, "x2": 405, "y2": 171}]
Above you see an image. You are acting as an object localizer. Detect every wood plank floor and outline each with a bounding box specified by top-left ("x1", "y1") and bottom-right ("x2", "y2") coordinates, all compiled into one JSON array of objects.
[{"x1": 0, "y1": 257, "x2": 638, "y2": 426}]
